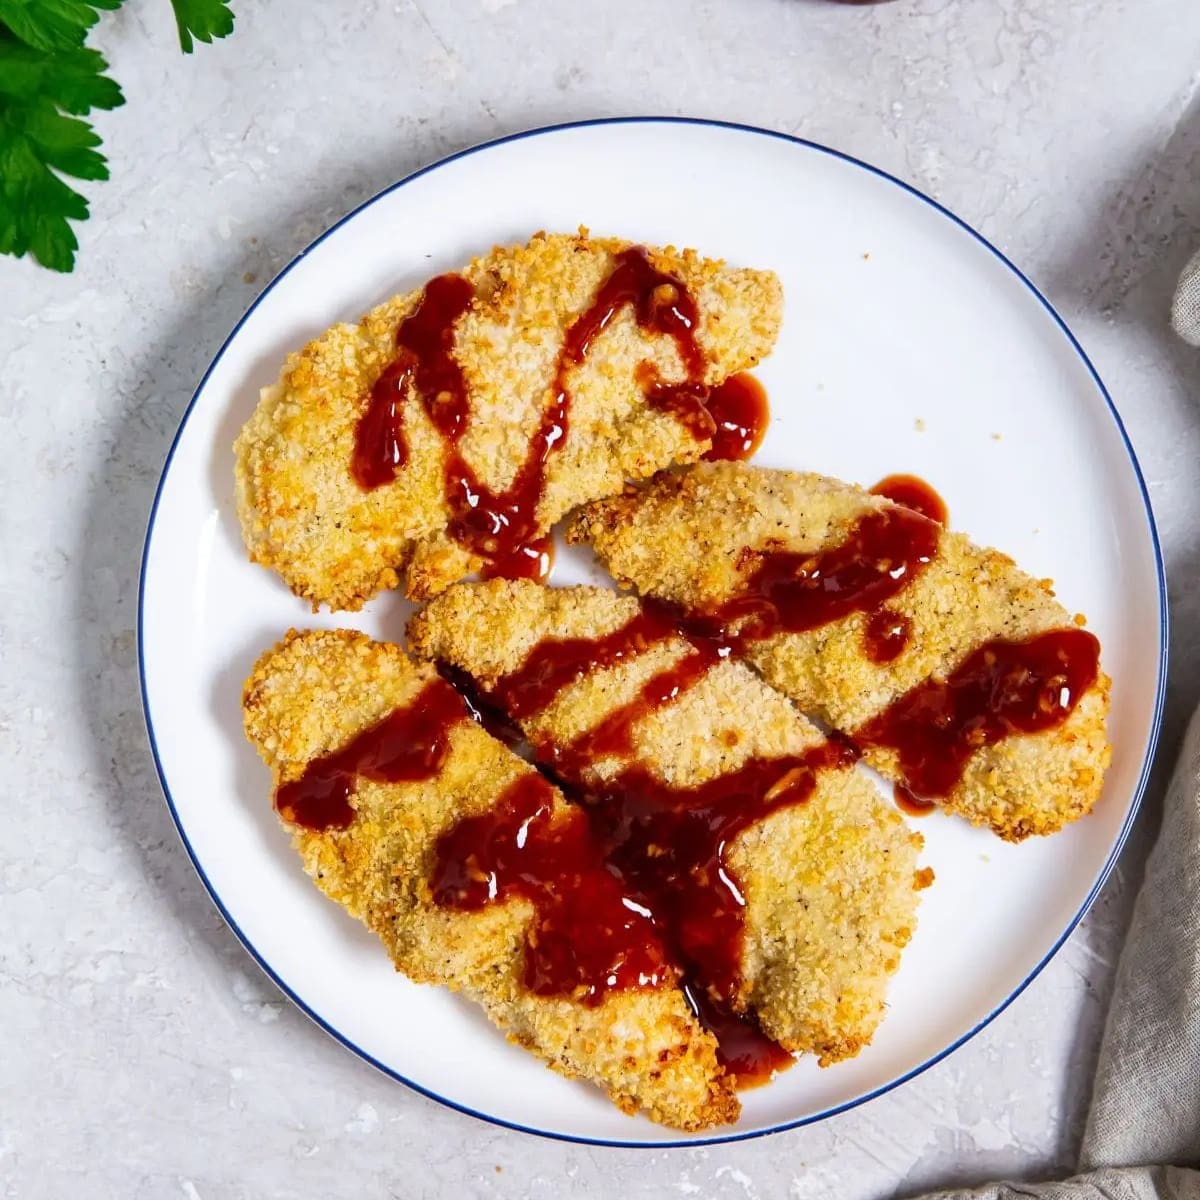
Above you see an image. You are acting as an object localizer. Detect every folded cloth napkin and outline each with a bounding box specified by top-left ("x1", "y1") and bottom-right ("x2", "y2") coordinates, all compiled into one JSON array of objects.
[
  {"x1": 1172, "y1": 251, "x2": 1200, "y2": 346},
  {"x1": 916, "y1": 706, "x2": 1200, "y2": 1199}
]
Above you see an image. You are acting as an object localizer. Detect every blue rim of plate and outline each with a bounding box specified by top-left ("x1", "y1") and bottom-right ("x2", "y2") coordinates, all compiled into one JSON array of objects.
[{"x1": 138, "y1": 116, "x2": 1169, "y2": 1149}]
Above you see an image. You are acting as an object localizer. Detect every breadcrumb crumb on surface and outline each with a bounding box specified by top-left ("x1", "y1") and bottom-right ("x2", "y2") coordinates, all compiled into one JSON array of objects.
[
  {"x1": 408, "y1": 581, "x2": 928, "y2": 1065},
  {"x1": 233, "y1": 231, "x2": 782, "y2": 610},
  {"x1": 567, "y1": 463, "x2": 1112, "y2": 842},
  {"x1": 242, "y1": 628, "x2": 737, "y2": 1130}
]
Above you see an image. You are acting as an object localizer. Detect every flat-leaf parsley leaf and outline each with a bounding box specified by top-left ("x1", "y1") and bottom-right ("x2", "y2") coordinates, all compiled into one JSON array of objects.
[
  {"x1": 0, "y1": 31, "x2": 123, "y2": 270},
  {"x1": 0, "y1": 0, "x2": 122, "y2": 52},
  {"x1": 0, "y1": 0, "x2": 235, "y2": 272},
  {"x1": 170, "y1": 0, "x2": 234, "y2": 54}
]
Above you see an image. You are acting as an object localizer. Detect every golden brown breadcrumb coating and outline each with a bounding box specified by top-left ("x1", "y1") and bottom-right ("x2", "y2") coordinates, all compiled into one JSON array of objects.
[
  {"x1": 234, "y1": 231, "x2": 783, "y2": 610},
  {"x1": 408, "y1": 581, "x2": 929, "y2": 1066},
  {"x1": 242, "y1": 628, "x2": 737, "y2": 1130},
  {"x1": 568, "y1": 462, "x2": 1112, "y2": 841}
]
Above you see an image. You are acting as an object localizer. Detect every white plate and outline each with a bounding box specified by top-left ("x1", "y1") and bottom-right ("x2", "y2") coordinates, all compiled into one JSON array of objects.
[{"x1": 139, "y1": 118, "x2": 1167, "y2": 1146}]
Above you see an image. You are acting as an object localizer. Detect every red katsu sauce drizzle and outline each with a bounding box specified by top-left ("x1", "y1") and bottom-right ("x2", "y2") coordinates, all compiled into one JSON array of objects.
[
  {"x1": 863, "y1": 607, "x2": 913, "y2": 665},
  {"x1": 570, "y1": 247, "x2": 705, "y2": 378},
  {"x1": 893, "y1": 783, "x2": 936, "y2": 818},
  {"x1": 702, "y1": 373, "x2": 771, "y2": 462},
  {"x1": 352, "y1": 273, "x2": 475, "y2": 491},
  {"x1": 352, "y1": 248, "x2": 772, "y2": 582},
  {"x1": 687, "y1": 987, "x2": 795, "y2": 1087},
  {"x1": 552, "y1": 737, "x2": 856, "y2": 1020},
  {"x1": 456, "y1": 246, "x2": 713, "y2": 574},
  {"x1": 350, "y1": 267, "x2": 561, "y2": 582},
  {"x1": 489, "y1": 599, "x2": 687, "y2": 721},
  {"x1": 870, "y1": 474, "x2": 948, "y2": 525},
  {"x1": 856, "y1": 628, "x2": 1101, "y2": 799},
  {"x1": 430, "y1": 773, "x2": 670, "y2": 1003},
  {"x1": 669, "y1": 497, "x2": 1100, "y2": 801},
  {"x1": 484, "y1": 539, "x2": 555, "y2": 585},
  {"x1": 274, "y1": 677, "x2": 469, "y2": 830},
  {"x1": 436, "y1": 662, "x2": 527, "y2": 752},
  {"x1": 681, "y1": 506, "x2": 940, "y2": 669},
  {"x1": 477, "y1": 609, "x2": 864, "y2": 1081},
  {"x1": 274, "y1": 675, "x2": 669, "y2": 1004},
  {"x1": 567, "y1": 636, "x2": 727, "y2": 764}
]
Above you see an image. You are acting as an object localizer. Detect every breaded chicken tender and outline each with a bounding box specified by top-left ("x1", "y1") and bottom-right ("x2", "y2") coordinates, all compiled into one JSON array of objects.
[
  {"x1": 235, "y1": 231, "x2": 783, "y2": 610},
  {"x1": 242, "y1": 628, "x2": 737, "y2": 1130},
  {"x1": 568, "y1": 463, "x2": 1112, "y2": 841},
  {"x1": 409, "y1": 581, "x2": 929, "y2": 1066}
]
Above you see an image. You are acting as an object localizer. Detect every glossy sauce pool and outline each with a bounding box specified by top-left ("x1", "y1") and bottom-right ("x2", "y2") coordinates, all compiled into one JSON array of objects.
[{"x1": 870, "y1": 473, "x2": 948, "y2": 525}]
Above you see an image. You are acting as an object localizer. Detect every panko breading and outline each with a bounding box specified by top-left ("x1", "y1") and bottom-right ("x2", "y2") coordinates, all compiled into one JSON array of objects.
[
  {"x1": 234, "y1": 231, "x2": 783, "y2": 610},
  {"x1": 408, "y1": 581, "x2": 930, "y2": 1066},
  {"x1": 242, "y1": 628, "x2": 737, "y2": 1130},
  {"x1": 568, "y1": 462, "x2": 1112, "y2": 841}
]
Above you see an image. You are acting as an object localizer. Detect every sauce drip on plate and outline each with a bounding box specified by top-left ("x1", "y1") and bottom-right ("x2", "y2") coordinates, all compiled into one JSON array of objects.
[
  {"x1": 702, "y1": 373, "x2": 770, "y2": 462},
  {"x1": 687, "y1": 987, "x2": 794, "y2": 1087},
  {"x1": 893, "y1": 783, "x2": 936, "y2": 818},
  {"x1": 870, "y1": 474, "x2": 948, "y2": 525}
]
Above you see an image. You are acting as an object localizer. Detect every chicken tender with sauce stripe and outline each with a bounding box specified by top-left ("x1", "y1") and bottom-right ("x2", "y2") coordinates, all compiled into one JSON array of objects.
[
  {"x1": 408, "y1": 581, "x2": 930, "y2": 1067},
  {"x1": 242, "y1": 627, "x2": 738, "y2": 1131},
  {"x1": 568, "y1": 462, "x2": 1111, "y2": 841},
  {"x1": 234, "y1": 231, "x2": 782, "y2": 609}
]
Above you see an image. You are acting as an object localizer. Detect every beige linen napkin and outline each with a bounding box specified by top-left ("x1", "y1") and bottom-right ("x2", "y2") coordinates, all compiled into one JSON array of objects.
[
  {"x1": 1172, "y1": 252, "x2": 1200, "y2": 345},
  {"x1": 918, "y1": 705, "x2": 1200, "y2": 1198},
  {"x1": 913, "y1": 271, "x2": 1200, "y2": 1199}
]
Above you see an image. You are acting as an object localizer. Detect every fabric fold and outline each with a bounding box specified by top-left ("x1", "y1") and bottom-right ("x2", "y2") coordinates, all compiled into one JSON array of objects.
[
  {"x1": 1080, "y1": 707, "x2": 1200, "y2": 1172},
  {"x1": 909, "y1": 708, "x2": 1200, "y2": 1198}
]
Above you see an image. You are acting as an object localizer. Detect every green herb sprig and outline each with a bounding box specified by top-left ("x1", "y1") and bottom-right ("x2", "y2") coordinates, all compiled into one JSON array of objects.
[{"x1": 0, "y1": 0, "x2": 235, "y2": 272}]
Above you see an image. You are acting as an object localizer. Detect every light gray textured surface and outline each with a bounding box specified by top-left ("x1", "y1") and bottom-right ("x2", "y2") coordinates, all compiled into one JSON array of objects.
[{"x1": 3, "y1": 1, "x2": 1199, "y2": 1196}]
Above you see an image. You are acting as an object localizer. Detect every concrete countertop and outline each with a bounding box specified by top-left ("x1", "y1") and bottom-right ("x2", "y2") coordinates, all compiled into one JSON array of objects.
[{"x1": 3, "y1": 1, "x2": 1199, "y2": 1195}]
